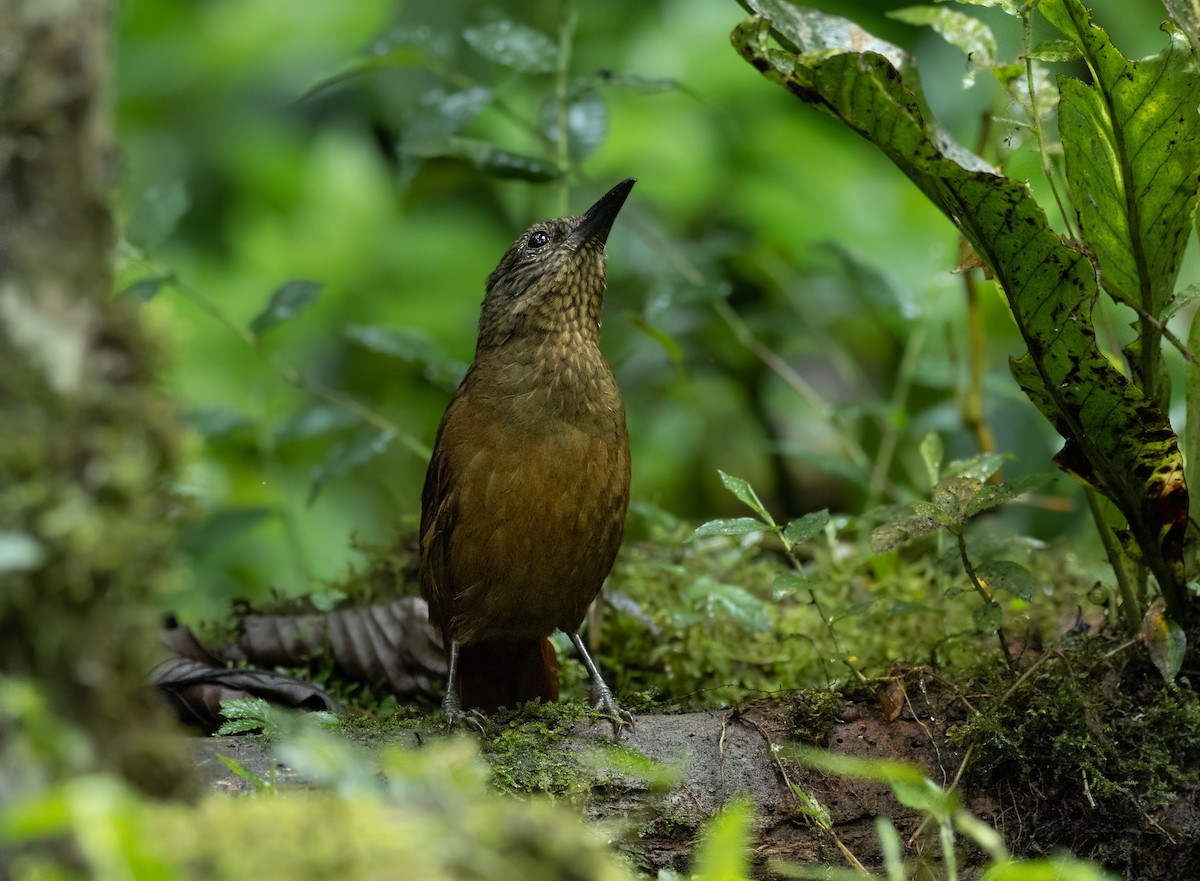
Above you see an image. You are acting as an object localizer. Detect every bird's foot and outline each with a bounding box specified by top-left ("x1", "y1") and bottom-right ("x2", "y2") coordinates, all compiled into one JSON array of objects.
[
  {"x1": 443, "y1": 693, "x2": 487, "y2": 734},
  {"x1": 590, "y1": 681, "x2": 634, "y2": 737}
]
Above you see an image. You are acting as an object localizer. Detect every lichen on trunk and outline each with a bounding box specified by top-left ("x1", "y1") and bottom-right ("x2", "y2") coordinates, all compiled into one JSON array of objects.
[{"x1": 0, "y1": 0, "x2": 190, "y2": 796}]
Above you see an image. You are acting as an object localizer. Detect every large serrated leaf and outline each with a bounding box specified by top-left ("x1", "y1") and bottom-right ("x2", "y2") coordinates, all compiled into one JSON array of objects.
[
  {"x1": 731, "y1": 10, "x2": 1190, "y2": 617},
  {"x1": 1046, "y1": 0, "x2": 1200, "y2": 324}
]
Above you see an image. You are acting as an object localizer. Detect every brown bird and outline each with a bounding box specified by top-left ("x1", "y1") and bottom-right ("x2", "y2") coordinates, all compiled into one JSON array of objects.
[{"x1": 419, "y1": 179, "x2": 636, "y2": 732}]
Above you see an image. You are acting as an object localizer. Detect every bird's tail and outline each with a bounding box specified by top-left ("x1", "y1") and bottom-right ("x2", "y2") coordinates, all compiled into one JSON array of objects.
[{"x1": 457, "y1": 637, "x2": 559, "y2": 713}]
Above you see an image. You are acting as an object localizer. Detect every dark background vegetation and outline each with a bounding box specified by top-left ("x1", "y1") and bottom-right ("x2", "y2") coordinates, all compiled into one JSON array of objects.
[{"x1": 116, "y1": 0, "x2": 1179, "y2": 625}]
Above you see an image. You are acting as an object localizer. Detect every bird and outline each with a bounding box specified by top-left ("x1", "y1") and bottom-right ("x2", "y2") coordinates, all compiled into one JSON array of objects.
[{"x1": 419, "y1": 178, "x2": 636, "y2": 734}]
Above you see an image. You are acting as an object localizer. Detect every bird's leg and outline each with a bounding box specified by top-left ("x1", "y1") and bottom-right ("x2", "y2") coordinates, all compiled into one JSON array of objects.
[
  {"x1": 443, "y1": 639, "x2": 487, "y2": 733},
  {"x1": 570, "y1": 632, "x2": 634, "y2": 735}
]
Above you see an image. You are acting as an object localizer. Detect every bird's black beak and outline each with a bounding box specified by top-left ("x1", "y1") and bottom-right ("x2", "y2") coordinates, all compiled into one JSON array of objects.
[{"x1": 572, "y1": 178, "x2": 636, "y2": 246}]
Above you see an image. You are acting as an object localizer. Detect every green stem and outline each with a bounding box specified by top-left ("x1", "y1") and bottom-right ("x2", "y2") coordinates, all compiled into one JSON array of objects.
[
  {"x1": 255, "y1": 411, "x2": 313, "y2": 586},
  {"x1": 714, "y1": 299, "x2": 896, "y2": 501},
  {"x1": 956, "y1": 531, "x2": 1013, "y2": 669},
  {"x1": 1022, "y1": 9, "x2": 1075, "y2": 237},
  {"x1": 777, "y1": 531, "x2": 867, "y2": 684},
  {"x1": 1084, "y1": 487, "x2": 1143, "y2": 629},
  {"x1": 866, "y1": 323, "x2": 925, "y2": 512},
  {"x1": 159, "y1": 266, "x2": 430, "y2": 459},
  {"x1": 961, "y1": 268, "x2": 998, "y2": 456},
  {"x1": 555, "y1": 0, "x2": 577, "y2": 213}
]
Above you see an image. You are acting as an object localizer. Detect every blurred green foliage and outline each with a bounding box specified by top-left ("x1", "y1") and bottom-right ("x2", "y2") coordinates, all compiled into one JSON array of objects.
[{"x1": 114, "y1": 0, "x2": 1178, "y2": 620}]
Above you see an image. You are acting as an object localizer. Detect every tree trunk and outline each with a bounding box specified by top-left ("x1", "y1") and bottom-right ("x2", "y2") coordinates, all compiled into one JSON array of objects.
[{"x1": 0, "y1": 0, "x2": 190, "y2": 796}]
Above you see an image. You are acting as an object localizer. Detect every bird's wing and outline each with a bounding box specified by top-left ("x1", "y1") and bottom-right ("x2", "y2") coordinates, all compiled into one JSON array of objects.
[{"x1": 419, "y1": 392, "x2": 465, "y2": 643}]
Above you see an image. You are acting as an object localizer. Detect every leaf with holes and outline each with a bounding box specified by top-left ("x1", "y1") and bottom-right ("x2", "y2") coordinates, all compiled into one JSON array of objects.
[{"x1": 732, "y1": 7, "x2": 1189, "y2": 618}]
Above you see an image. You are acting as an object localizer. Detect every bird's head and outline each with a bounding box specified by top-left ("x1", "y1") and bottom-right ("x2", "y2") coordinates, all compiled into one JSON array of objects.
[{"x1": 476, "y1": 178, "x2": 635, "y2": 348}]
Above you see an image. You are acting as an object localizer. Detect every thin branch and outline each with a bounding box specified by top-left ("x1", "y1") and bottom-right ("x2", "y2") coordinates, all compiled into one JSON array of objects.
[{"x1": 158, "y1": 266, "x2": 431, "y2": 460}]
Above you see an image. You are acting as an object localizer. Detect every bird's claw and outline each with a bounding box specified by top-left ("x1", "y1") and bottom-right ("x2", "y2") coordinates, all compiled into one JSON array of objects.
[
  {"x1": 443, "y1": 693, "x2": 487, "y2": 734},
  {"x1": 590, "y1": 683, "x2": 634, "y2": 737}
]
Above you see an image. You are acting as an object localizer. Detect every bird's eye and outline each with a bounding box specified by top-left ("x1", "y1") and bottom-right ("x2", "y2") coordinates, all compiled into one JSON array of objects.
[{"x1": 527, "y1": 230, "x2": 550, "y2": 249}]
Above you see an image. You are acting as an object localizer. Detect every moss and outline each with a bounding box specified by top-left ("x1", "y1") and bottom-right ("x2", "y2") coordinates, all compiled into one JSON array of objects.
[
  {"x1": 6, "y1": 740, "x2": 636, "y2": 881},
  {"x1": 484, "y1": 700, "x2": 605, "y2": 800},
  {"x1": 952, "y1": 636, "x2": 1200, "y2": 876},
  {"x1": 789, "y1": 687, "x2": 844, "y2": 745}
]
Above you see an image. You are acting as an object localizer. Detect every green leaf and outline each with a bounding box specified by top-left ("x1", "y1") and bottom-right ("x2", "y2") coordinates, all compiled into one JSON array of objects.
[
  {"x1": 772, "y1": 571, "x2": 809, "y2": 600},
  {"x1": 541, "y1": 89, "x2": 608, "y2": 161},
  {"x1": 737, "y1": 0, "x2": 915, "y2": 72},
  {"x1": 400, "y1": 136, "x2": 560, "y2": 181},
  {"x1": 0, "y1": 531, "x2": 45, "y2": 573},
  {"x1": 579, "y1": 743, "x2": 682, "y2": 791},
  {"x1": 687, "y1": 578, "x2": 773, "y2": 632},
  {"x1": 691, "y1": 800, "x2": 754, "y2": 881},
  {"x1": 186, "y1": 405, "x2": 251, "y2": 439},
  {"x1": 887, "y1": 6, "x2": 996, "y2": 85},
  {"x1": 1046, "y1": 0, "x2": 1200, "y2": 325},
  {"x1": 126, "y1": 181, "x2": 189, "y2": 252},
  {"x1": 1187, "y1": 309, "x2": 1200, "y2": 534},
  {"x1": 625, "y1": 314, "x2": 685, "y2": 368},
  {"x1": 1139, "y1": 604, "x2": 1187, "y2": 682},
  {"x1": 180, "y1": 507, "x2": 275, "y2": 553},
  {"x1": 308, "y1": 429, "x2": 395, "y2": 505},
  {"x1": 933, "y1": 0, "x2": 1020, "y2": 13},
  {"x1": 943, "y1": 452, "x2": 1007, "y2": 483},
  {"x1": 250, "y1": 280, "x2": 322, "y2": 337},
  {"x1": 783, "y1": 745, "x2": 929, "y2": 787},
  {"x1": 118, "y1": 276, "x2": 165, "y2": 302},
  {"x1": 215, "y1": 754, "x2": 273, "y2": 791},
  {"x1": 972, "y1": 601, "x2": 1002, "y2": 634},
  {"x1": 974, "y1": 559, "x2": 1034, "y2": 601},
  {"x1": 216, "y1": 697, "x2": 277, "y2": 736},
  {"x1": 345, "y1": 324, "x2": 468, "y2": 388},
  {"x1": 1026, "y1": 39, "x2": 1083, "y2": 62},
  {"x1": 275, "y1": 404, "x2": 359, "y2": 443},
  {"x1": 463, "y1": 20, "x2": 557, "y2": 73},
  {"x1": 870, "y1": 501, "x2": 953, "y2": 553},
  {"x1": 405, "y1": 87, "x2": 494, "y2": 142},
  {"x1": 982, "y1": 857, "x2": 1121, "y2": 881},
  {"x1": 791, "y1": 786, "x2": 832, "y2": 826},
  {"x1": 732, "y1": 10, "x2": 1190, "y2": 618},
  {"x1": 300, "y1": 44, "x2": 427, "y2": 101},
  {"x1": 960, "y1": 472, "x2": 1054, "y2": 519},
  {"x1": 782, "y1": 510, "x2": 830, "y2": 547},
  {"x1": 717, "y1": 469, "x2": 775, "y2": 525},
  {"x1": 919, "y1": 432, "x2": 943, "y2": 490},
  {"x1": 690, "y1": 517, "x2": 768, "y2": 539},
  {"x1": 594, "y1": 70, "x2": 682, "y2": 93},
  {"x1": 890, "y1": 775, "x2": 958, "y2": 819}
]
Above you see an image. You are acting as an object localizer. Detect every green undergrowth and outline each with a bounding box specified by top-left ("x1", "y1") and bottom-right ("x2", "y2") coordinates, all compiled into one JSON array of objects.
[
  {"x1": 952, "y1": 637, "x2": 1200, "y2": 875},
  {"x1": 0, "y1": 735, "x2": 637, "y2": 881},
  {"x1": 595, "y1": 503, "x2": 1099, "y2": 708}
]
